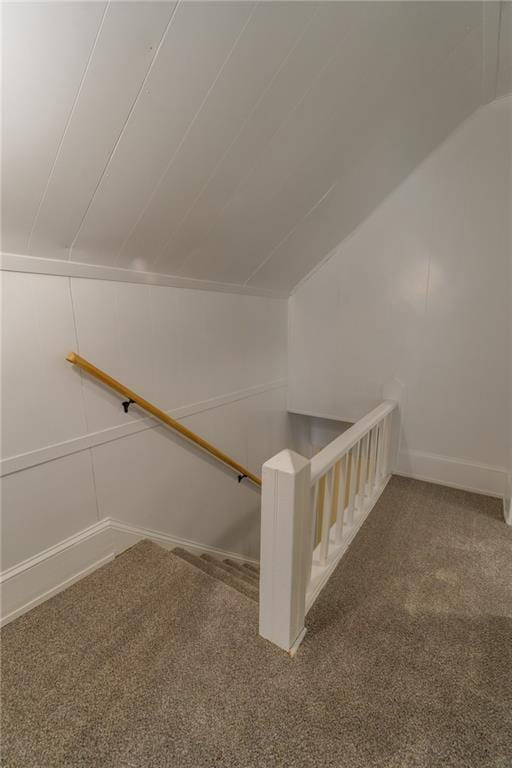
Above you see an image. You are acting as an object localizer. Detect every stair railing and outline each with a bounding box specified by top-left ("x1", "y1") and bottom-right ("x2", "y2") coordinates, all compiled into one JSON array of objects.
[
  {"x1": 66, "y1": 352, "x2": 262, "y2": 487},
  {"x1": 259, "y1": 400, "x2": 399, "y2": 654}
]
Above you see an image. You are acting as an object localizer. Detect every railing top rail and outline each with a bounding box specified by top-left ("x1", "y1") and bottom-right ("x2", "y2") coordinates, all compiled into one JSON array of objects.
[
  {"x1": 310, "y1": 400, "x2": 397, "y2": 486},
  {"x1": 66, "y1": 352, "x2": 262, "y2": 488}
]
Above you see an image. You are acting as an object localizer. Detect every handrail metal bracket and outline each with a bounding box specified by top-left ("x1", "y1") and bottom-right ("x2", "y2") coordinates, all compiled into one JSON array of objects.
[{"x1": 122, "y1": 399, "x2": 135, "y2": 413}]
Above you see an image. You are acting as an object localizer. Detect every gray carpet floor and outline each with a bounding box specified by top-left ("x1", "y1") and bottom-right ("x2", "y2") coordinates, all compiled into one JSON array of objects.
[{"x1": 2, "y1": 477, "x2": 511, "y2": 767}]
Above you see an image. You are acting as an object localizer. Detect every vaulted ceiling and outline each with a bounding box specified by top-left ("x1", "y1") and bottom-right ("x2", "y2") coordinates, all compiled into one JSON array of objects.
[{"x1": 2, "y1": 2, "x2": 511, "y2": 294}]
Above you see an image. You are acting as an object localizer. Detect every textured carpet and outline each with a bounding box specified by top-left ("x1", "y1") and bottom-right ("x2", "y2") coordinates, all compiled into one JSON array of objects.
[{"x1": 2, "y1": 477, "x2": 511, "y2": 768}]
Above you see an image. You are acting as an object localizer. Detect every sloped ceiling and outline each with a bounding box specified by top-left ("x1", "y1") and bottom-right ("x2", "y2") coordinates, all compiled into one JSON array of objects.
[{"x1": 2, "y1": 1, "x2": 511, "y2": 294}]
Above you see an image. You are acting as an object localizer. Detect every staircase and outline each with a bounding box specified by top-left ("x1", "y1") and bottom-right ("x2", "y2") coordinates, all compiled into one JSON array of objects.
[
  {"x1": 172, "y1": 547, "x2": 259, "y2": 602},
  {"x1": 63, "y1": 353, "x2": 398, "y2": 655}
]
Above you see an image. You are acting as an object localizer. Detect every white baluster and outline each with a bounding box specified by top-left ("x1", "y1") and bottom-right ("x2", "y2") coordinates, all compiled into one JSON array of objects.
[
  {"x1": 376, "y1": 420, "x2": 384, "y2": 479},
  {"x1": 347, "y1": 444, "x2": 358, "y2": 525},
  {"x1": 306, "y1": 483, "x2": 318, "y2": 586},
  {"x1": 381, "y1": 415, "x2": 390, "y2": 477},
  {"x1": 375, "y1": 421, "x2": 384, "y2": 482},
  {"x1": 368, "y1": 427, "x2": 377, "y2": 495},
  {"x1": 357, "y1": 433, "x2": 368, "y2": 509},
  {"x1": 320, "y1": 468, "x2": 333, "y2": 565},
  {"x1": 334, "y1": 456, "x2": 346, "y2": 545}
]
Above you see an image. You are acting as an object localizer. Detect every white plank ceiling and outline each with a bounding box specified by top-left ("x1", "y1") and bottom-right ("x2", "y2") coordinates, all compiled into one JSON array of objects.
[{"x1": 2, "y1": 1, "x2": 511, "y2": 294}]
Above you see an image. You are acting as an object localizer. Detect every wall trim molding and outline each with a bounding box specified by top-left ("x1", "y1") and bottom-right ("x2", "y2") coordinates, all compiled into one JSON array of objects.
[
  {"x1": 395, "y1": 448, "x2": 508, "y2": 500},
  {"x1": 1, "y1": 517, "x2": 259, "y2": 626},
  {"x1": 0, "y1": 252, "x2": 288, "y2": 299},
  {"x1": 0, "y1": 379, "x2": 286, "y2": 477}
]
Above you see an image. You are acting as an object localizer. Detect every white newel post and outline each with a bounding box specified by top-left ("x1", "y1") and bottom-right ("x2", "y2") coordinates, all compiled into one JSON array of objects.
[
  {"x1": 382, "y1": 378, "x2": 405, "y2": 475},
  {"x1": 259, "y1": 449, "x2": 312, "y2": 653}
]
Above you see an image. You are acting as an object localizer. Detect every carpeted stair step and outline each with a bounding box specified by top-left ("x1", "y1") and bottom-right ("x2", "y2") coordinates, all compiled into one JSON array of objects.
[
  {"x1": 242, "y1": 562, "x2": 260, "y2": 576},
  {"x1": 172, "y1": 548, "x2": 258, "y2": 602},
  {"x1": 200, "y1": 554, "x2": 258, "y2": 587},
  {"x1": 223, "y1": 559, "x2": 259, "y2": 584}
]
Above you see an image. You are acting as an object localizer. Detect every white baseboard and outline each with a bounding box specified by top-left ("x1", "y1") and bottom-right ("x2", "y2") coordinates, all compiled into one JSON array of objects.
[
  {"x1": 1, "y1": 518, "x2": 259, "y2": 627},
  {"x1": 0, "y1": 520, "x2": 115, "y2": 627},
  {"x1": 395, "y1": 449, "x2": 508, "y2": 500}
]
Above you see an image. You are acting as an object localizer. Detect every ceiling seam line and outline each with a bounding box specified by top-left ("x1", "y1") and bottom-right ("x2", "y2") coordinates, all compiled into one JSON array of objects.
[
  {"x1": 150, "y1": 4, "x2": 320, "y2": 274},
  {"x1": 26, "y1": 1, "x2": 110, "y2": 255},
  {"x1": 243, "y1": 181, "x2": 337, "y2": 288},
  {"x1": 66, "y1": 0, "x2": 183, "y2": 262},
  {"x1": 113, "y1": 1, "x2": 260, "y2": 270},
  {"x1": 173, "y1": 5, "x2": 373, "y2": 280}
]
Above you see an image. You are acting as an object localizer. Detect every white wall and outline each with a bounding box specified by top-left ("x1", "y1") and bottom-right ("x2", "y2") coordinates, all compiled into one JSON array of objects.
[
  {"x1": 1, "y1": 271, "x2": 289, "y2": 579},
  {"x1": 289, "y1": 96, "x2": 512, "y2": 498}
]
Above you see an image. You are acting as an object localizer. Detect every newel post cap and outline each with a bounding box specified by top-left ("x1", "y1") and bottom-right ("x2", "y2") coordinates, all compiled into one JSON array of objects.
[{"x1": 262, "y1": 449, "x2": 309, "y2": 476}]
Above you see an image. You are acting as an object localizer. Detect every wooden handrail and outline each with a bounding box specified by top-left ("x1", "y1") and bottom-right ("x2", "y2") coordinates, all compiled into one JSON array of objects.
[{"x1": 66, "y1": 352, "x2": 262, "y2": 487}]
